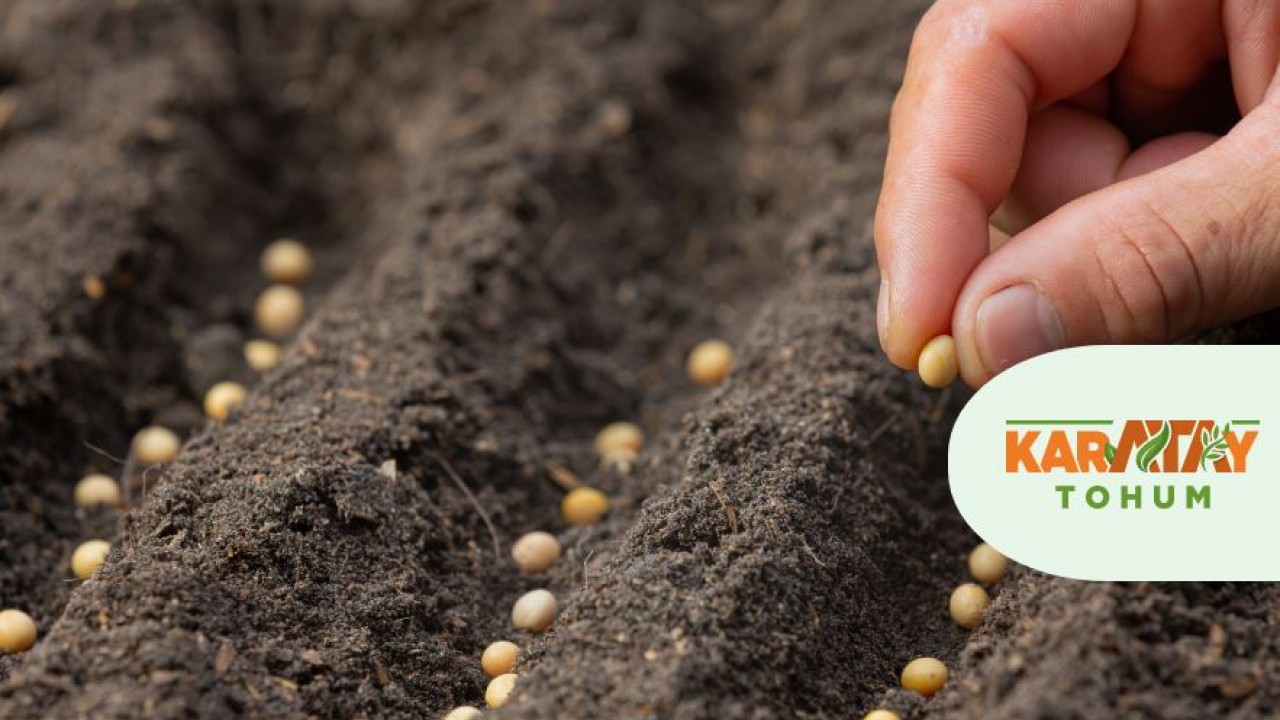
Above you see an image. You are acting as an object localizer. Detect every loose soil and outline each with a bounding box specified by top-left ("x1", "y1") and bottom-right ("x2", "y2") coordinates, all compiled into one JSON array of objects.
[{"x1": 2, "y1": 1, "x2": 1279, "y2": 718}]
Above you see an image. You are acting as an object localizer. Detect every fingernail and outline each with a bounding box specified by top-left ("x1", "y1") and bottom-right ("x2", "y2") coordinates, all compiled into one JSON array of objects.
[
  {"x1": 976, "y1": 284, "x2": 1065, "y2": 374},
  {"x1": 877, "y1": 279, "x2": 892, "y2": 350}
]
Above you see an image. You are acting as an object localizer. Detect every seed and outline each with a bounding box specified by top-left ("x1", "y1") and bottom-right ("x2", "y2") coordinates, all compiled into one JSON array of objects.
[
  {"x1": 481, "y1": 640, "x2": 519, "y2": 677},
  {"x1": 255, "y1": 285, "x2": 306, "y2": 337},
  {"x1": 71, "y1": 539, "x2": 112, "y2": 580},
  {"x1": 901, "y1": 657, "x2": 948, "y2": 697},
  {"x1": 82, "y1": 274, "x2": 106, "y2": 299},
  {"x1": 968, "y1": 543, "x2": 1009, "y2": 585},
  {"x1": 862, "y1": 711, "x2": 901, "y2": 720},
  {"x1": 561, "y1": 487, "x2": 609, "y2": 526},
  {"x1": 244, "y1": 340, "x2": 281, "y2": 372},
  {"x1": 442, "y1": 708, "x2": 482, "y2": 720},
  {"x1": 949, "y1": 583, "x2": 990, "y2": 630},
  {"x1": 74, "y1": 473, "x2": 122, "y2": 508},
  {"x1": 511, "y1": 589, "x2": 557, "y2": 632},
  {"x1": 0, "y1": 609, "x2": 37, "y2": 653},
  {"x1": 687, "y1": 339, "x2": 734, "y2": 387},
  {"x1": 594, "y1": 422, "x2": 644, "y2": 457},
  {"x1": 260, "y1": 239, "x2": 313, "y2": 285},
  {"x1": 485, "y1": 672, "x2": 518, "y2": 708},
  {"x1": 204, "y1": 381, "x2": 248, "y2": 421},
  {"x1": 600, "y1": 446, "x2": 638, "y2": 472},
  {"x1": 511, "y1": 532, "x2": 561, "y2": 574},
  {"x1": 918, "y1": 334, "x2": 959, "y2": 388},
  {"x1": 598, "y1": 100, "x2": 633, "y2": 138},
  {"x1": 133, "y1": 426, "x2": 180, "y2": 464}
]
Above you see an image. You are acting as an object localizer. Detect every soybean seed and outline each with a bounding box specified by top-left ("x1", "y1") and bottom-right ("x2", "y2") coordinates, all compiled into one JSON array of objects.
[
  {"x1": 511, "y1": 589, "x2": 557, "y2": 633},
  {"x1": 901, "y1": 657, "x2": 948, "y2": 697},
  {"x1": 918, "y1": 334, "x2": 959, "y2": 388},
  {"x1": 204, "y1": 381, "x2": 248, "y2": 421},
  {"x1": 862, "y1": 711, "x2": 901, "y2": 720},
  {"x1": 255, "y1": 285, "x2": 306, "y2": 337},
  {"x1": 0, "y1": 609, "x2": 37, "y2": 653},
  {"x1": 74, "y1": 473, "x2": 122, "y2": 508},
  {"x1": 481, "y1": 640, "x2": 519, "y2": 677},
  {"x1": 687, "y1": 339, "x2": 734, "y2": 387},
  {"x1": 485, "y1": 672, "x2": 518, "y2": 708},
  {"x1": 133, "y1": 426, "x2": 180, "y2": 465},
  {"x1": 561, "y1": 487, "x2": 609, "y2": 526},
  {"x1": 511, "y1": 532, "x2": 561, "y2": 574},
  {"x1": 261, "y1": 239, "x2": 313, "y2": 285},
  {"x1": 71, "y1": 539, "x2": 111, "y2": 580},
  {"x1": 442, "y1": 708, "x2": 482, "y2": 720},
  {"x1": 594, "y1": 422, "x2": 644, "y2": 457},
  {"x1": 968, "y1": 543, "x2": 1009, "y2": 585},
  {"x1": 949, "y1": 583, "x2": 990, "y2": 630},
  {"x1": 244, "y1": 339, "x2": 281, "y2": 372},
  {"x1": 600, "y1": 446, "x2": 638, "y2": 472}
]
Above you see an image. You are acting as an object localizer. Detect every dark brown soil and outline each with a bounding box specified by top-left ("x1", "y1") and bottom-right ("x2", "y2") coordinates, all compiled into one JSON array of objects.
[{"x1": 1, "y1": 1, "x2": 1278, "y2": 718}]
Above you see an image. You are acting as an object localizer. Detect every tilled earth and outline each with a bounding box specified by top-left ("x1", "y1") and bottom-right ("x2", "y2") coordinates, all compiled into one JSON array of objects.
[{"x1": 2, "y1": 1, "x2": 1279, "y2": 718}]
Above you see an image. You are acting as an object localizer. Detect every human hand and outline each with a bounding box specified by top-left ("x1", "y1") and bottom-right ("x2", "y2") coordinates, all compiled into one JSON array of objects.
[{"x1": 875, "y1": 0, "x2": 1280, "y2": 386}]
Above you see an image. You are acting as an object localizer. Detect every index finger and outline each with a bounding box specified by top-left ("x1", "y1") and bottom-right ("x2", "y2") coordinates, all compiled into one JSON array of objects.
[{"x1": 875, "y1": 0, "x2": 1138, "y2": 368}]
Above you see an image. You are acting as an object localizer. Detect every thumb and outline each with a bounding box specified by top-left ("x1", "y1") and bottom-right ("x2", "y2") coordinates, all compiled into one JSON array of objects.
[{"x1": 952, "y1": 104, "x2": 1280, "y2": 387}]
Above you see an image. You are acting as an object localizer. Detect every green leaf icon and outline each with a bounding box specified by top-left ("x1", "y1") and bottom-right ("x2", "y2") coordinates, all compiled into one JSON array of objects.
[
  {"x1": 1135, "y1": 421, "x2": 1171, "y2": 473},
  {"x1": 1199, "y1": 421, "x2": 1230, "y2": 471},
  {"x1": 1104, "y1": 443, "x2": 1117, "y2": 467}
]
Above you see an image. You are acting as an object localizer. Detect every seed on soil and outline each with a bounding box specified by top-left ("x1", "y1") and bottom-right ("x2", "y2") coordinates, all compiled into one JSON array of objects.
[
  {"x1": 204, "y1": 381, "x2": 248, "y2": 420},
  {"x1": 918, "y1": 334, "x2": 958, "y2": 388},
  {"x1": 485, "y1": 672, "x2": 518, "y2": 708},
  {"x1": 74, "y1": 473, "x2": 122, "y2": 508},
  {"x1": 511, "y1": 531, "x2": 561, "y2": 573},
  {"x1": 71, "y1": 539, "x2": 112, "y2": 580},
  {"x1": 901, "y1": 657, "x2": 948, "y2": 697},
  {"x1": 255, "y1": 285, "x2": 306, "y2": 337},
  {"x1": 133, "y1": 426, "x2": 181, "y2": 464},
  {"x1": 949, "y1": 582, "x2": 990, "y2": 630},
  {"x1": 244, "y1": 339, "x2": 281, "y2": 372},
  {"x1": 561, "y1": 486, "x2": 609, "y2": 526},
  {"x1": 0, "y1": 609, "x2": 37, "y2": 653},
  {"x1": 481, "y1": 640, "x2": 519, "y2": 677},
  {"x1": 442, "y1": 707, "x2": 483, "y2": 720},
  {"x1": 968, "y1": 542, "x2": 1009, "y2": 585},
  {"x1": 687, "y1": 339, "x2": 734, "y2": 387},
  {"x1": 511, "y1": 589, "x2": 557, "y2": 632},
  {"x1": 600, "y1": 446, "x2": 638, "y2": 472},
  {"x1": 598, "y1": 100, "x2": 633, "y2": 138},
  {"x1": 261, "y1": 239, "x2": 313, "y2": 285},
  {"x1": 594, "y1": 421, "x2": 644, "y2": 457},
  {"x1": 862, "y1": 711, "x2": 901, "y2": 720},
  {"x1": 82, "y1": 274, "x2": 106, "y2": 299}
]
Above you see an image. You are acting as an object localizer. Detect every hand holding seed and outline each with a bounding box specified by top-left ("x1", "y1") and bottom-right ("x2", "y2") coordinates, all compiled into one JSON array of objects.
[{"x1": 878, "y1": 0, "x2": 1280, "y2": 386}]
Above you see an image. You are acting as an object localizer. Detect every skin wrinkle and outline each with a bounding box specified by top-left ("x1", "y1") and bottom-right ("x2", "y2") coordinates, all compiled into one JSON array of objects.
[{"x1": 1132, "y1": 200, "x2": 1201, "y2": 339}]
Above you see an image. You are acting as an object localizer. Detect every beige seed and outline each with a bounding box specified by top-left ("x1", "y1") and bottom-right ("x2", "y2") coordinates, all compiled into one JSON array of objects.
[
  {"x1": 244, "y1": 339, "x2": 281, "y2": 372},
  {"x1": 255, "y1": 285, "x2": 306, "y2": 337},
  {"x1": 442, "y1": 708, "x2": 483, "y2": 720},
  {"x1": 133, "y1": 426, "x2": 181, "y2": 464},
  {"x1": 260, "y1": 239, "x2": 313, "y2": 285},
  {"x1": 0, "y1": 609, "x2": 37, "y2": 653},
  {"x1": 511, "y1": 589, "x2": 557, "y2": 633},
  {"x1": 511, "y1": 532, "x2": 561, "y2": 574},
  {"x1": 687, "y1": 339, "x2": 734, "y2": 387},
  {"x1": 968, "y1": 542, "x2": 1009, "y2": 585},
  {"x1": 561, "y1": 487, "x2": 609, "y2": 526},
  {"x1": 594, "y1": 422, "x2": 644, "y2": 457},
  {"x1": 901, "y1": 657, "x2": 948, "y2": 697},
  {"x1": 74, "y1": 473, "x2": 122, "y2": 508},
  {"x1": 71, "y1": 539, "x2": 112, "y2": 580},
  {"x1": 204, "y1": 381, "x2": 248, "y2": 421},
  {"x1": 918, "y1": 334, "x2": 959, "y2": 388},
  {"x1": 481, "y1": 640, "x2": 519, "y2": 677},
  {"x1": 485, "y1": 672, "x2": 518, "y2": 708},
  {"x1": 949, "y1": 583, "x2": 991, "y2": 630},
  {"x1": 82, "y1": 274, "x2": 106, "y2": 300},
  {"x1": 862, "y1": 711, "x2": 901, "y2": 720},
  {"x1": 600, "y1": 446, "x2": 638, "y2": 472}
]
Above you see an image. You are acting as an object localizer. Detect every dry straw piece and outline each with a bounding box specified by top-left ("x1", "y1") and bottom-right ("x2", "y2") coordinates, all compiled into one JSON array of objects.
[
  {"x1": 511, "y1": 532, "x2": 561, "y2": 574},
  {"x1": 133, "y1": 426, "x2": 181, "y2": 465},
  {"x1": 244, "y1": 339, "x2": 281, "y2": 372},
  {"x1": 485, "y1": 673, "x2": 518, "y2": 708},
  {"x1": 204, "y1": 381, "x2": 248, "y2": 421},
  {"x1": 71, "y1": 539, "x2": 112, "y2": 580},
  {"x1": 511, "y1": 589, "x2": 558, "y2": 633},
  {"x1": 949, "y1": 583, "x2": 990, "y2": 630},
  {"x1": 901, "y1": 657, "x2": 948, "y2": 697},
  {"x1": 260, "y1": 239, "x2": 313, "y2": 285},
  {"x1": 917, "y1": 334, "x2": 959, "y2": 388},
  {"x1": 481, "y1": 640, "x2": 519, "y2": 677},
  {"x1": 255, "y1": 285, "x2": 306, "y2": 337},
  {"x1": 561, "y1": 487, "x2": 609, "y2": 526},
  {"x1": 0, "y1": 609, "x2": 37, "y2": 653},
  {"x1": 74, "y1": 474, "x2": 122, "y2": 508},
  {"x1": 968, "y1": 543, "x2": 1009, "y2": 585},
  {"x1": 687, "y1": 339, "x2": 735, "y2": 387}
]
